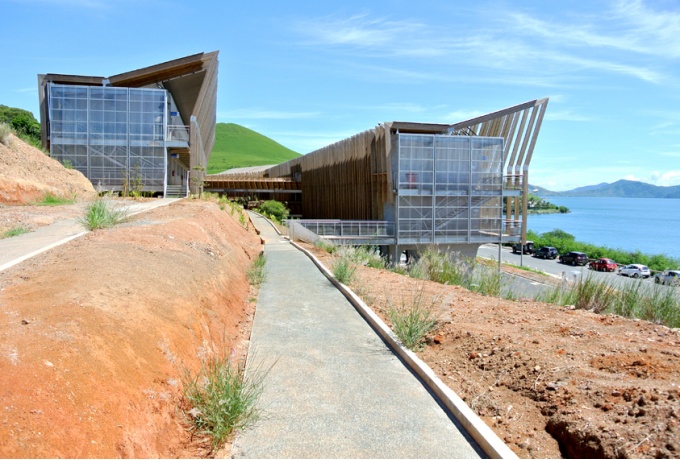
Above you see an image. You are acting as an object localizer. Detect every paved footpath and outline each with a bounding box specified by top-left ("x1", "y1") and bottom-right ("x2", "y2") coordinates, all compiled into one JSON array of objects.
[
  {"x1": 0, "y1": 198, "x2": 180, "y2": 272},
  {"x1": 232, "y1": 212, "x2": 483, "y2": 459}
]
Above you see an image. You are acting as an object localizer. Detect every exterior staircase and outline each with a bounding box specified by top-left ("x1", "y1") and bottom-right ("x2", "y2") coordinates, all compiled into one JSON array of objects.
[{"x1": 164, "y1": 185, "x2": 187, "y2": 198}]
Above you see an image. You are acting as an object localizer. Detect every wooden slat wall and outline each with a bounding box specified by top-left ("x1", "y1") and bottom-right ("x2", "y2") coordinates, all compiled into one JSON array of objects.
[{"x1": 257, "y1": 125, "x2": 391, "y2": 220}]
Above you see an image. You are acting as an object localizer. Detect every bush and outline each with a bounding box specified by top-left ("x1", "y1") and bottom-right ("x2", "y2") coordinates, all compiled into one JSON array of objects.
[
  {"x1": 182, "y1": 355, "x2": 265, "y2": 450},
  {"x1": 79, "y1": 199, "x2": 128, "y2": 230},
  {"x1": 257, "y1": 200, "x2": 289, "y2": 223}
]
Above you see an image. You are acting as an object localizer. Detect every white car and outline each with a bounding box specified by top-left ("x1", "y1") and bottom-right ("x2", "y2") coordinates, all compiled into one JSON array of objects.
[
  {"x1": 618, "y1": 264, "x2": 651, "y2": 279},
  {"x1": 654, "y1": 270, "x2": 680, "y2": 286}
]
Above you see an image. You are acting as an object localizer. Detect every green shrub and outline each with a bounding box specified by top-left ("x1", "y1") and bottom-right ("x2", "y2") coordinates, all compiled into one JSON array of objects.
[
  {"x1": 79, "y1": 199, "x2": 128, "y2": 230},
  {"x1": 387, "y1": 287, "x2": 440, "y2": 351},
  {"x1": 2, "y1": 226, "x2": 30, "y2": 239},
  {"x1": 257, "y1": 200, "x2": 289, "y2": 223},
  {"x1": 182, "y1": 355, "x2": 265, "y2": 450}
]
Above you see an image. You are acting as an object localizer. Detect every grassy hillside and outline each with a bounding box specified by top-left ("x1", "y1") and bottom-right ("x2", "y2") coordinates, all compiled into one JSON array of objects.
[{"x1": 207, "y1": 123, "x2": 301, "y2": 174}]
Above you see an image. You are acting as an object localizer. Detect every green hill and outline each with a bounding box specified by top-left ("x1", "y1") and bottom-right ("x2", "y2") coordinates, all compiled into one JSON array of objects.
[{"x1": 207, "y1": 123, "x2": 301, "y2": 174}]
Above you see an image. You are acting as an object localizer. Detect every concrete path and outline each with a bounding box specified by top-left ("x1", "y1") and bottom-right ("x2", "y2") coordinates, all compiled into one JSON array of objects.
[
  {"x1": 0, "y1": 198, "x2": 180, "y2": 272},
  {"x1": 232, "y1": 212, "x2": 482, "y2": 459}
]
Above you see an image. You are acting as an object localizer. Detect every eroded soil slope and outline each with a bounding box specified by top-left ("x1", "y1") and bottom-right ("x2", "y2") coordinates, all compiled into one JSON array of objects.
[
  {"x1": 0, "y1": 134, "x2": 96, "y2": 205},
  {"x1": 0, "y1": 201, "x2": 262, "y2": 457},
  {"x1": 306, "y1": 244, "x2": 680, "y2": 459}
]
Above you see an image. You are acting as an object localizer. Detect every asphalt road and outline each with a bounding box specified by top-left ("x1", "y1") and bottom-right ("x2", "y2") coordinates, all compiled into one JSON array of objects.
[{"x1": 478, "y1": 244, "x2": 678, "y2": 297}]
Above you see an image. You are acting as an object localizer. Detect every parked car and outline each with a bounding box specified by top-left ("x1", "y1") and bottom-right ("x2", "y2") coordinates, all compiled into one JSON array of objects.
[
  {"x1": 618, "y1": 264, "x2": 651, "y2": 279},
  {"x1": 512, "y1": 241, "x2": 535, "y2": 254},
  {"x1": 559, "y1": 251, "x2": 588, "y2": 266},
  {"x1": 534, "y1": 246, "x2": 558, "y2": 259},
  {"x1": 589, "y1": 258, "x2": 618, "y2": 272},
  {"x1": 654, "y1": 270, "x2": 680, "y2": 286}
]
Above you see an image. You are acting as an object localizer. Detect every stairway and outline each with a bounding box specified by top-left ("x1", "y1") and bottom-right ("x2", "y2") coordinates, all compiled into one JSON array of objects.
[{"x1": 164, "y1": 185, "x2": 187, "y2": 198}]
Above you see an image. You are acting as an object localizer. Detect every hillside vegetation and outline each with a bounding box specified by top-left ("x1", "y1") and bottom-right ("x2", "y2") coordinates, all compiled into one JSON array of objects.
[{"x1": 208, "y1": 123, "x2": 301, "y2": 174}]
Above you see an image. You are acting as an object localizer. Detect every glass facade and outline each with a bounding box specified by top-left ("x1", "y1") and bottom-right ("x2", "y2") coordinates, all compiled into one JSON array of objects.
[
  {"x1": 48, "y1": 83, "x2": 167, "y2": 190},
  {"x1": 397, "y1": 134, "x2": 503, "y2": 244}
]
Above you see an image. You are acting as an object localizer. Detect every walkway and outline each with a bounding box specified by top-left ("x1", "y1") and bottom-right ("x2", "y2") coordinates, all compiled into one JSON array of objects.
[
  {"x1": 232, "y1": 212, "x2": 483, "y2": 458},
  {"x1": 0, "y1": 198, "x2": 180, "y2": 272}
]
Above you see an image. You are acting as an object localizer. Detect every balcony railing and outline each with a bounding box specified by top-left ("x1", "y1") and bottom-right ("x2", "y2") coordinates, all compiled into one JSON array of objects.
[
  {"x1": 167, "y1": 125, "x2": 190, "y2": 142},
  {"x1": 503, "y1": 174, "x2": 523, "y2": 191}
]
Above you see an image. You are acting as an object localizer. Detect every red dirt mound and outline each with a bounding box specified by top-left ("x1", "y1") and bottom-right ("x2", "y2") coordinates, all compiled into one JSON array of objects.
[
  {"x1": 0, "y1": 200, "x2": 262, "y2": 457},
  {"x1": 0, "y1": 134, "x2": 96, "y2": 205}
]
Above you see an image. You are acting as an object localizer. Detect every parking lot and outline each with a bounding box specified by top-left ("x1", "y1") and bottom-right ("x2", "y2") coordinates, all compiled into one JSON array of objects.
[{"x1": 478, "y1": 244, "x2": 677, "y2": 293}]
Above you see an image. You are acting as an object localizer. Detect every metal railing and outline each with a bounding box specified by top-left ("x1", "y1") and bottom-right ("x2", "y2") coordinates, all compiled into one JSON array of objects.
[
  {"x1": 167, "y1": 125, "x2": 190, "y2": 142},
  {"x1": 285, "y1": 219, "x2": 396, "y2": 244},
  {"x1": 503, "y1": 174, "x2": 523, "y2": 191}
]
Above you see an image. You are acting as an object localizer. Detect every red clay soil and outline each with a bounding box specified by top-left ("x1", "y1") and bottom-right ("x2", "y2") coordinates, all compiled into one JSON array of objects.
[
  {"x1": 0, "y1": 201, "x2": 262, "y2": 457},
  {"x1": 0, "y1": 133, "x2": 96, "y2": 205},
  {"x1": 305, "y1": 244, "x2": 680, "y2": 459}
]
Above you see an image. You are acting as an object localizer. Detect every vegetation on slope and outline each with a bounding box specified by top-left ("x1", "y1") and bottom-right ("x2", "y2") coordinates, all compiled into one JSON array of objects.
[
  {"x1": 0, "y1": 105, "x2": 41, "y2": 148},
  {"x1": 208, "y1": 123, "x2": 301, "y2": 174}
]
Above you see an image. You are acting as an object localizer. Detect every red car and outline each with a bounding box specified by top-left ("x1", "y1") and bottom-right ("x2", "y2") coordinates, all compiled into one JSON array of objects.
[{"x1": 589, "y1": 258, "x2": 617, "y2": 272}]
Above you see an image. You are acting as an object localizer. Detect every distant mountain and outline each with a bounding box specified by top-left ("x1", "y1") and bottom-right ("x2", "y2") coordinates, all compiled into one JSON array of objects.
[
  {"x1": 208, "y1": 123, "x2": 301, "y2": 174},
  {"x1": 531, "y1": 180, "x2": 680, "y2": 199}
]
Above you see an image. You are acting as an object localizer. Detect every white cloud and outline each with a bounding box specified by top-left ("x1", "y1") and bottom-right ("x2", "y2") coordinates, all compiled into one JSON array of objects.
[{"x1": 649, "y1": 171, "x2": 680, "y2": 186}]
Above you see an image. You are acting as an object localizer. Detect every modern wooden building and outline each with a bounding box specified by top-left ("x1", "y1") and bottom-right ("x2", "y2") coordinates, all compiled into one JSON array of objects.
[
  {"x1": 37, "y1": 51, "x2": 219, "y2": 197},
  {"x1": 208, "y1": 98, "x2": 548, "y2": 258}
]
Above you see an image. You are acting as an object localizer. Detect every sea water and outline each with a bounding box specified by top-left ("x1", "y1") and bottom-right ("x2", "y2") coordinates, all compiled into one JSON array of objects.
[{"x1": 527, "y1": 197, "x2": 680, "y2": 259}]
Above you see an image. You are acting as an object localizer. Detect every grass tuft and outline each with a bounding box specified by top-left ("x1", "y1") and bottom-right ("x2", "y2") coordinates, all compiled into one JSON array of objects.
[
  {"x1": 79, "y1": 199, "x2": 128, "y2": 230},
  {"x1": 246, "y1": 254, "x2": 266, "y2": 286},
  {"x1": 36, "y1": 192, "x2": 76, "y2": 206},
  {"x1": 182, "y1": 354, "x2": 265, "y2": 450},
  {"x1": 314, "y1": 239, "x2": 336, "y2": 254},
  {"x1": 2, "y1": 226, "x2": 30, "y2": 239},
  {"x1": 387, "y1": 286, "x2": 441, "y2": 351},
  {"x1": 332, "y1": 256, "x2": 356, "y2": 284}
]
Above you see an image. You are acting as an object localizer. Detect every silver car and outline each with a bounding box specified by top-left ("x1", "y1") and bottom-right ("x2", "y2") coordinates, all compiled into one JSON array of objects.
[
  {"x1": 618, "y1": 264, "x2": 651, "y2": 279},
  {"x1": 654, "y1": 270, "x2": 680, "y2": 286}
]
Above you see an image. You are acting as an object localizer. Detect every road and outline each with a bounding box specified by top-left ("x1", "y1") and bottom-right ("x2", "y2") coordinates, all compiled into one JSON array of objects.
[{"x1": 478, "y1": 244, "x2": 677, "y2": 296}]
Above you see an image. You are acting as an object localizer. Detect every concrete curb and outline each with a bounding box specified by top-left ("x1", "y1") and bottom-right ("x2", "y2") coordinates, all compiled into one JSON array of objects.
[{"x1": 291, "y1": 241, "x2": 519, "y2": 460}]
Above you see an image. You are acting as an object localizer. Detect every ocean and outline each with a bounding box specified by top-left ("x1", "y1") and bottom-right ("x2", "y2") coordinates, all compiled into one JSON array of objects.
[{"x1": 526, "y1": 197, "x2": 680, "y2": 259}]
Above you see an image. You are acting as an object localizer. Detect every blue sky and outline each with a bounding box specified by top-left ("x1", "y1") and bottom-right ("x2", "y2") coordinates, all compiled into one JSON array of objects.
[{"x1": 2, "y1": 0, "x2": 679, "y2": 191}]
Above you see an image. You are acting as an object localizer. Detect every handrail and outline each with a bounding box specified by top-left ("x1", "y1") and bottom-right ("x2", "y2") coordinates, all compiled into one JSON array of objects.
[{"x1": 167, "y1": 124, "x2": 190, "y2": 142}]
